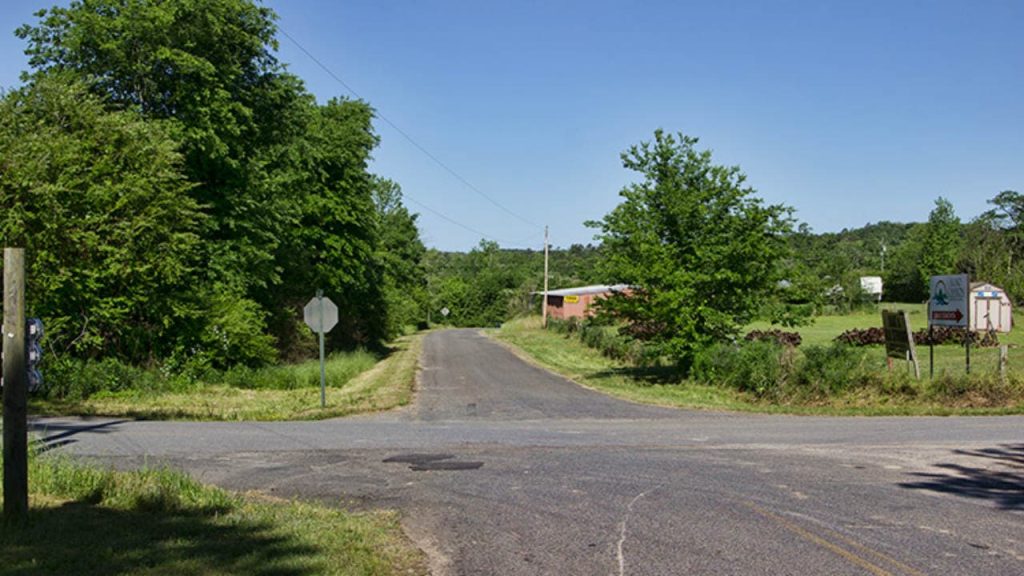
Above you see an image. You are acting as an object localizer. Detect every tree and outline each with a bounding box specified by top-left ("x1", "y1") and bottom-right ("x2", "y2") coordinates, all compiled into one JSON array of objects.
[
  {"x1": 961, "y1": 190, "x2": 1024, "y2": 304},
  {"x1": 588, "y1": 130, "x2": 792, "y2": 367},
  {"x1": 918, "y1": 197, "x2": 963, "y2": 288},
  {"x1": 17, "y1": 0, "x2": 304, "y2": 295},
  {"x1": 373, "y1": 177, "x2": 427, "y2": 335},
  {"x1": 0, "y1": 74, "x2": 204, "y2": 361}
]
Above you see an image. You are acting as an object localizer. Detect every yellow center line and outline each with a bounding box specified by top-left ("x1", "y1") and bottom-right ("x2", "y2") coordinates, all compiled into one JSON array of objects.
[
  {"x1": 744, "y1": 502, "x2": 897, "y2": 576},
  {"x1": 815, "y1": 522, "x2": 929, "y2": 576}
]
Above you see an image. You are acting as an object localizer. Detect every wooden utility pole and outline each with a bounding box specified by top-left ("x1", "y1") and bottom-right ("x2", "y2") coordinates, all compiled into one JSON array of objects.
[
  {"x1": 3, "y1": 247, "x2": 28, "y2": 526},
  {"x1": 542, "y1": 226, "x2": 549, "y2": 327}
]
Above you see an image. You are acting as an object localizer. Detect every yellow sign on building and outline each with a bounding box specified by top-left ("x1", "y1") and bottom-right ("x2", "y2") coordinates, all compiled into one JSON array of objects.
[{"x1": 564, "y1": 295, "x2": 580, "y2": 304}]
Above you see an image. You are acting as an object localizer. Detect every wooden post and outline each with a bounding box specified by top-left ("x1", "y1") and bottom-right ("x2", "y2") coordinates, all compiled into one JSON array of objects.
[
  {"x1": 3, "y1": 247, "x2": 28, "y2": 526},
  {"x1": 542, "y1": 225, "x2": 549, "y2": 328},
  {"x1": 999, "y1": 345, "x2": 1009, "y2": 378}
]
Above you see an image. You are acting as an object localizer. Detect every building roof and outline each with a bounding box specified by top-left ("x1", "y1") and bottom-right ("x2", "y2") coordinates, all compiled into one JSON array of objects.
[{"x1": 534, "y1": 284, "x2": 631, "y2": 297}]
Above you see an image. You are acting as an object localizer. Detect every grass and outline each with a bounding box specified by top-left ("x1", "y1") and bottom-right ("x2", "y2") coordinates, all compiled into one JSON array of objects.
[
  {"x1": 747, "y1": 302, "x2": 1024, "y2": 377},
  {"x1": 0, "y1": 451, "x2": 426, "y2": 575},
  {"x1": 492, "y1": 315, "x2": 1024, "y2": 416},
  {"x1": 31, "y1": 333, "x2": 425, "y2": 421}
]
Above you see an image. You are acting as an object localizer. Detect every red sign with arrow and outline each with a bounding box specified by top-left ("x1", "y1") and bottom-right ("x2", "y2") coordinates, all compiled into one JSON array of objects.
[{"x1": 931, "y1": 309, "x2": 963, "y2": 323}]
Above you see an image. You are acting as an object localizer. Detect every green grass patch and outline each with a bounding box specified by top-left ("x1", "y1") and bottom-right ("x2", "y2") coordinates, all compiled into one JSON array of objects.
[
  {"x1": 0, "y1": 452, "x2": 426, "y2": 575},
  {"x1": 492, "y1": 316, "x2": 1024, "y2": 416},
  {"x1": 31, "y1": 334, "x2": 425, "y2": 421}
]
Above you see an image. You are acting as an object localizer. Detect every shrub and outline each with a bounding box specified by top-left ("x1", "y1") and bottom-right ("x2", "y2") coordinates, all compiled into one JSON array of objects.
[
  {"x1": 693, "y1": 340, "x2": 790, "y2": 397},
  {"x1": 793, "y1": 343, "x2": 868, "y2": 396}
]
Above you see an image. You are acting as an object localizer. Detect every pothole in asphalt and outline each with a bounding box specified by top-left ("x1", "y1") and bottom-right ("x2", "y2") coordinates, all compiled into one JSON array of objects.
[
  {"x1": 382, "y1": 453, "x2": 484, "y2": 471},
  {"x1": 383, "y1": 453, "x2": 455, "y2": 465},
  {"x1": 411, "y1": 461, "x2": 484, "y2": 471}
]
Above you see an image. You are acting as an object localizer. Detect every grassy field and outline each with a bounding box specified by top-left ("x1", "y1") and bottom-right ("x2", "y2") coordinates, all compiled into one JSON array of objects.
[
  {"x1": 31, "y1": 333, "x2": 424, "y2": 421},
  {"x1": 493, "y1": 313, "x2": 1024, "y2": 416},
  {"x1": 0, "y1": 452, "x2": 426, "y2": 575},
  {"x1": 747, "y1": 302, "x2": 1024, "y2": 377}
]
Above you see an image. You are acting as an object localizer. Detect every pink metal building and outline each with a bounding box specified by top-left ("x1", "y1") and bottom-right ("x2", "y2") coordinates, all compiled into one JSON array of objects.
[{"x1": 541, "y1": 284, "x2": 630, "y2": 320}]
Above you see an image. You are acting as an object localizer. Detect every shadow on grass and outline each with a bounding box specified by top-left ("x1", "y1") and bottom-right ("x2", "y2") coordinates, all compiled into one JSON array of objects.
[
  {"x1": 899, "y1": 444, "x2": 1024, "y2": 510},
  {"x1": 0, "y1": 500, "x2": 320, "y2": 576},
  {"x1": 587, "y1": 365, "x2": 685, "y2": 385}
]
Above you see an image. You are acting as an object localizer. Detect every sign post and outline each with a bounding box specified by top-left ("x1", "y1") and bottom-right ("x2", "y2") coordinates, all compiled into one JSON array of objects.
[
  {"x1": 928, "y1": 274, "x2": 970, "y2": 375},
  {"x1": 303, "y1": 290, "x2": 338, "y2": 408}
]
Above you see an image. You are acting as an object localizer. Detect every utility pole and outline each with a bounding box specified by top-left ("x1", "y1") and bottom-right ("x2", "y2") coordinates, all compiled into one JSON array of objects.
[
  {"x1": 542, "y1": 226, "x2": 549, "y2": 328},
  {"x1": 3, "y1": 247, "x2": 28, "y2": 526}
]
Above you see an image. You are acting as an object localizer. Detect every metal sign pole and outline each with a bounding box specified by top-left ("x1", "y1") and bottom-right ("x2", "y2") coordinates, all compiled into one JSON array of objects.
[
  {"x1": 965, "y1": 291, "x2": 971, "y2": 375},
  {"x1": 317, "y1": 289, "x2": 326, "y2": 408}
]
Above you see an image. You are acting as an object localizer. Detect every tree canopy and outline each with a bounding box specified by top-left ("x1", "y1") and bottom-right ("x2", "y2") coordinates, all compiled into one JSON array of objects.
[
  {"x1": 588, "y1": 130, "x2": 792, "y2": 366},
  {"x1": 3, "y1": 0, "x2": 427, "y2": 367}
]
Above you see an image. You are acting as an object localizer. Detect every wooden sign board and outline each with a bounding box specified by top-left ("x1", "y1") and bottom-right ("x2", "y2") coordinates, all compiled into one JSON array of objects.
[{"x1": 882, "y1": 309, "x2": 920, "y2": 378}]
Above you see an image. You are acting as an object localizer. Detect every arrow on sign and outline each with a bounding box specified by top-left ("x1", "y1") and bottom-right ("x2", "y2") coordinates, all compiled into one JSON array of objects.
[{"x1": 931, "y1": 309, "x2": 963, "y2": 323}]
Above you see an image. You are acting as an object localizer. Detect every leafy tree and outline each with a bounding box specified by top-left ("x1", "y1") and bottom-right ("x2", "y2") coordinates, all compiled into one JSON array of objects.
[
  {"x1": 17, "y1": 0, "x2": 304, "y2": 295},
  {"x1": 961, "y1": 190, "x2": 1024, "y2": 304},
  {"x1": 588, "y1": 130, "x2": 792, "y2": 367},
  {"x1": 918, "y1": 197, "x2": 963, "y2": 288},
  {"x1": 373, "y1": 177, "x2": 427, "y2": 335},
  {"x1": 0, "y1": 74, "x2": 204, "y2": 361}
]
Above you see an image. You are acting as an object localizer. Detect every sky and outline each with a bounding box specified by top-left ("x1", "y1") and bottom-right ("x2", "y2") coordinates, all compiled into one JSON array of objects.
[{"x1": 1, "y1": 0, "x2": 1022, "y2": 251}]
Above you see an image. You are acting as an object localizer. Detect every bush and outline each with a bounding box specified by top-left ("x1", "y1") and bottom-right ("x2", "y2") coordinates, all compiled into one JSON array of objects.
[
  {"x1": 793, "y1": 343, "x2": 868, "y2": 396},
  {"x1": 44, "y1": 356, "x2": 176, "y2": 401},
  {"x1": 693, "y1": 340, "x2": 790, "y2": 397}
]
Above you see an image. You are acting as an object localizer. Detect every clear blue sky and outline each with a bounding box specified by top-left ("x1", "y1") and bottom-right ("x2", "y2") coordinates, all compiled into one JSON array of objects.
[{"x1": 2, "y1": 1, "x2": 1022, "y2": 251}]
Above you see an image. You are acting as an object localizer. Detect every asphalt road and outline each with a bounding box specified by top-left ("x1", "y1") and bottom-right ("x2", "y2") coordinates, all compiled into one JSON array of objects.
[{"x1": 35, "y1": 329, "x2": 1024, "y2": 575}]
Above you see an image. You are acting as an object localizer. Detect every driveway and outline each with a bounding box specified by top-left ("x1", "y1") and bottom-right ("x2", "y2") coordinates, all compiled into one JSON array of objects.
[{"x1": 36, "y1": 329, "x2": 1024, "y2": 575}]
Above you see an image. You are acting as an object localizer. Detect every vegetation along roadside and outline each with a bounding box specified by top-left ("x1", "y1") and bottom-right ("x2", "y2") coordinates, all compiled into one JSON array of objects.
[
  {"x1": 30, "y1": 333, "x2": 425, "y2": 421},
  {"x1": 492, "y1": 316, "x2": 1024, "y2": 416}
]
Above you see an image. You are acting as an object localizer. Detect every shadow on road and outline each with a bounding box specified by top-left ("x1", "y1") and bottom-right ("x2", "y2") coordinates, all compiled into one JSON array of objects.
[
  {"x1": 28, "y1": 419, "x2": 129, "y2": 453},
  {"x1": 899, "y1": 444, "x2": 1024, "y2": 510}
]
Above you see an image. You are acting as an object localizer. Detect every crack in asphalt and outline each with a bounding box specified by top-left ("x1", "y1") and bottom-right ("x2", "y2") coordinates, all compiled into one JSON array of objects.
[{"x1": 616, "y1": 487, "x2": 657, "y2": 576}]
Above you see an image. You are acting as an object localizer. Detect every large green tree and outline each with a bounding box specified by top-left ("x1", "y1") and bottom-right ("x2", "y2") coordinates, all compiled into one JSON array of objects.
[
  {"x1": 0, "y1": 74, "x2": 203, "y2": 361},
  {"x1": 588, "y1": 130, "x2": 792, "y2": 366},
  {"x1": 17, "y1": 0, "x2": 303, "y2": 293}
]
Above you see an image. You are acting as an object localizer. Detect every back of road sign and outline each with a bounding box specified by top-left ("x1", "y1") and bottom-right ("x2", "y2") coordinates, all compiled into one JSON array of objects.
[{"x1": 304, "y1": 296, "x2": 339, "y2": 333}]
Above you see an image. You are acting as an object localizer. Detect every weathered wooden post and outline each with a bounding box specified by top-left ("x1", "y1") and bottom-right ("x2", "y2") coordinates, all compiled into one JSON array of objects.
[{"x1": 3, "y1": 247, "x2": 28, "y2": 526}]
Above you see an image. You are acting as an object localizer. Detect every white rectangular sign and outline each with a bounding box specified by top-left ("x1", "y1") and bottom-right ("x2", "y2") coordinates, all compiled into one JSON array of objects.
[{"x1": 929, "y1": 274, "x2": 969, "y2": 328}]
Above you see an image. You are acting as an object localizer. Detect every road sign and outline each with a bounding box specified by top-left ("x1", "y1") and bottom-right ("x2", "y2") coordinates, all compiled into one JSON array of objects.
[
  {"x1": 303, "y1": 291, "x2": 338, "y2": 409},
  {"x1": 304, "y1": 295, "x2": 338, "y2": 334},
  {"x1": 928, "y1": 274, "x2": 968, "y2": 328},
  {"x1": 441, "y1": 307, "x2": 450, "y2": 317}
]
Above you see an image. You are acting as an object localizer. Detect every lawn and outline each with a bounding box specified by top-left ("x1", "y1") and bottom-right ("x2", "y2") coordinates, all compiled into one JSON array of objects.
[
  {"x1": 31, "y1": 333, "x2": 425, "y2": 421},
  {"x1": 747, "y1": 302, "x2": 1023, "y2": 378},
  {"x1": 0, "y1": 453, "x2": 426, "y2": 575},
  {"x1": 492, "y1": 311, "x2": 1024, "y2": 416}
]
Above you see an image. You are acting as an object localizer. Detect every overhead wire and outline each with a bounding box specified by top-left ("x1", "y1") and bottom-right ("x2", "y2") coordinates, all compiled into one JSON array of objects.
[{"x1": 278, "y1": 27, "x2": 545, "y2": 241}]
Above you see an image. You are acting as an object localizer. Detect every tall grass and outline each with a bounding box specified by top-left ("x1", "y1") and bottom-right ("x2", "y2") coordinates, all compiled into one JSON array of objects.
[
  {"x1": 0, "y1": 450, "x2": 427, "y2": 575},
  {"x1": 44, "y1": 350, "x2": 379, "y2": 400}
]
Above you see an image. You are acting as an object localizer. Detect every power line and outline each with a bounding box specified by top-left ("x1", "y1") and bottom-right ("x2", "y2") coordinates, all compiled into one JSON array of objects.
[
  {"x1": 403, "y1": 195, "x2": 536, "y2": 249},
  {"x1": 278, "y1": 27, "x2": 543, "y2": 231}
]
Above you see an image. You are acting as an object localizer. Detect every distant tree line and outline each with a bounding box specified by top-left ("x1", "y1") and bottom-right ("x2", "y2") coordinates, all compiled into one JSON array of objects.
[
  {"x1": 780, "y1": 192, "x2": 1024, "y2": 310},
  {"x1": 0, "y1": 0, "x2": 426, "y2": 367}
]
